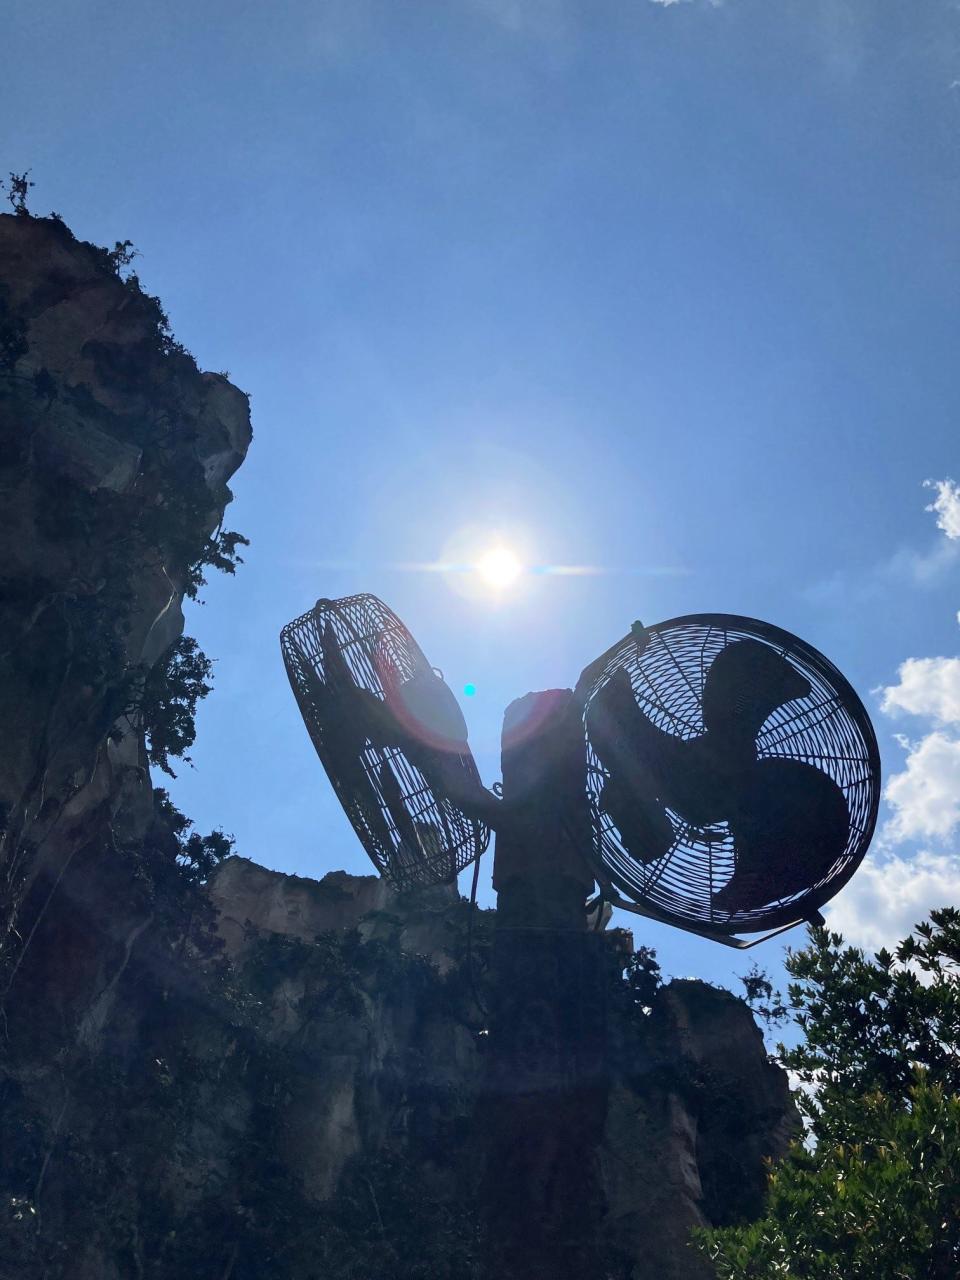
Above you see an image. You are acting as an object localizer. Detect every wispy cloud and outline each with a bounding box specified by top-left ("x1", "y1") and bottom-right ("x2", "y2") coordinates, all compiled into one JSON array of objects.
[
  {"x1": 821, "y1": 476, "x2": 960, "y2": 950},
  {"x1": 885, "y1": 536, "x2": 960, "y2": 586},
  {"x1": 877, "y1": 532, "x2": 960, "y2": 846},
  {"x1": 804, "y1": 540, "x2": 959, "y2": 607},
  {"x1": 925, "y1": 478, "x2": 960, "y2": 541},
  {"x1": 468, "y1": 0, "x2": 573, "y2": 39},
  {"x1": 805, "y1": 478, "x2": 960, "y2": 605},
  {"x1": 824, "y1": 848, "x2": 960, "y2": 954}
]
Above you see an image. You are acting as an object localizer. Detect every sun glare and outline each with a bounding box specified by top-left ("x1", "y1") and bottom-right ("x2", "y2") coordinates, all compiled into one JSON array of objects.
[{"x1": 476, "y1": 546, "x2": 523, "y2": 589}]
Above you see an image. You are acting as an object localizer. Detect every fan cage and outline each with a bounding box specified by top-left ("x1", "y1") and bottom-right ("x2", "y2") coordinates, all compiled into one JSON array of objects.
[
  {"x1": 281, "y1": 593, "x2": 489, "y2": 891},
  {"x1": 576, "y1": 614, "x2": 881, "y2": 934}
]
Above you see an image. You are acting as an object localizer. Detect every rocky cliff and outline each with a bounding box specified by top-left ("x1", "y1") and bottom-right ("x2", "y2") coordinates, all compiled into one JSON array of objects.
[{"x1": 0, "y1": 209, "x2": 794, "y2": 1280}]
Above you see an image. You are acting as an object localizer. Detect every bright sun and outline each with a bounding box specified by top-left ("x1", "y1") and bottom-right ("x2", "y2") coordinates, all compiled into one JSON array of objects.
[{"x1": 476, "y1": 546, "x2": 523, "y2": 589}]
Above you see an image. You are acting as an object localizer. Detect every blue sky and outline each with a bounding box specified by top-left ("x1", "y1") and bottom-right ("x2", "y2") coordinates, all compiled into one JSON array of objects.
[{"x1": 4, "y1": 0, "x2": 960, "y2": 993}]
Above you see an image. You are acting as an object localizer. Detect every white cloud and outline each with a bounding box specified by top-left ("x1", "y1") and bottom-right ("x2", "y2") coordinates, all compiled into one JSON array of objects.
[
  {"x1": 884, "y1": 730, "x2": 960, "y2": 843},
  {"x1": 804, "y1": 479, "x2": 960, "y2": 604},
  {"x1": 824, "y1": 849, "x2": 960, "y2": 954},
  {"x1": 924, "y1": 478, "x2": 960, "y2": 541},
  {"x1": 880, "y1": 656, "x2": 960, "y2": 725},
  {"x1": 819, "y1": 478, "x2": 960, "y2": 953}
]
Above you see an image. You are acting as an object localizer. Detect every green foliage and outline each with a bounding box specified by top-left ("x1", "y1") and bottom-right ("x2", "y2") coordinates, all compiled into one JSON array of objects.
[
  {"x1": 786, "y1": 909, "x2": 960, "y2": 1118},
  {"x1": 2, "y1": 171, "x2": 34, "y2": 216},
  {"x1": 698, "y1": 909, "x2": 960, "y2": 1278},
  {"x1": 222, "y1": 924, "x2": 487, "y2": 1279},
  {"x1": 137, "y1": 635, "x2": 213, "y2": 776},
  {"x1": 118, "y1": 787, "x2": 233, "y2": 962},
  {"x1": 700, "y1": 1080, "x2": 960, "y2": 1280},
  {"x1": 0, "y1": 205, "x2": 251, "y2": 791},
  {"x1": 151, "y1": 787, "x2": 234, "y2": 886},
  {"x1": 106, "y1": 238, "x2": 138, "y2": 275},
  {"x1": 739, "y1": 963, "x2": 789, "y2": 1029},
  {"x1": 623, "y1": 943, "x2": 662, "y2": 1009},
  {"x1": 184, "y1": 527, "x2": 250, "y2": 601},
  {"x1": 299, "y1": 1151, "x2": 485, "y2": 1280}
]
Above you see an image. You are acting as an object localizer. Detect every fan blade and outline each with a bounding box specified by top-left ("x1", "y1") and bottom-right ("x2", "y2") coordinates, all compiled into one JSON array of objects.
[
  {"x1": 587, "y1": 668, "x2": 729, "y2": 826},
  {"x1": 599, "y1": 773, "x2": 675, "y2": 866},
  {"x1": 378, "y1": 758, "x2": 418, "y2": 844},
  {"x1": 587, "y1": 669, "x2": 670, "y2": 789},
  {"x1": 320, "y1": 620, "x2": 358, "y2": 694},
  {"x1": 386, "y1": 668, "x2": 470, "y2": 754},
  {"x1": 701, "y1": 640, "x2": 811, "y2": 742},
  {"x1": 354, "y1": 689, "x2": 492, "y2": 825},
  {"x1": 713, "y1": 758, "x2": 850, "y2": 913}
]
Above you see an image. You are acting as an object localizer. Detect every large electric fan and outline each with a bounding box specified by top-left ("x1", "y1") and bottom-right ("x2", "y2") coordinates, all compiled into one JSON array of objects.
[
  {"x1": 575, "y1": 614, "x2": 881, "y2": 942},
  {"x1": 281, "y1": 594, "x2": 490, "y2": 891},
  {"x1": 283, "y1": 593, "x2": 880, "y2": 946}
]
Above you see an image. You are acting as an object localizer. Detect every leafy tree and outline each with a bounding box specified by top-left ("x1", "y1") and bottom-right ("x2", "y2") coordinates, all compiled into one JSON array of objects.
[
  {"x1": 2, "y1": 170, "x2": 34, "y2": 215},
  {"x1": 184, "y1": 526, "x2": 249, "y2": 600},
  {"x1": 699, "y1": 909, "x2": 960, "y2": 1279},
  {"x1": 623, "y1": 943, "x2": 662, "y2": 1009},
  {"x1": 738, "y1": 963, "x2": 789, "y2": 1028},
  {"x1": 137, "y1": 635, "x2": 213, "y2": 775},
  {"x1": 151, "y1": 787, "x2": 234, "y2": 885},
  {"x1": 125, "y1": 788, "x2": 233, "y2": 958}
]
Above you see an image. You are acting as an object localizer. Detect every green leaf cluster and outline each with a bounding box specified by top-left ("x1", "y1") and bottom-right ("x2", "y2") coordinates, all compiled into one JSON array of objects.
[
  {"x1": 136, "y1": 635, "x2": 214, "y2": 776},
  {"x1": 699, "y1": 908, "x2": 960, "y2": 1278}
]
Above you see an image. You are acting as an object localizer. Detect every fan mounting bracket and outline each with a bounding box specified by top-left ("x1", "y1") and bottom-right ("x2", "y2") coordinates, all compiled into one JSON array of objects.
[{"x1": 597, "y1": 882, "x2": 815, "y2": 950}]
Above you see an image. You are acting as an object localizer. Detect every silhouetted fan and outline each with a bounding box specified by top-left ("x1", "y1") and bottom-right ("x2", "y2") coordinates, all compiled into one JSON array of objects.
[
  {"x1": 575, "y1": 615, "x2": 881, "y2": 936},
  {"x1": 281, "y1": 594, "x2": 490, "y2": 890}
]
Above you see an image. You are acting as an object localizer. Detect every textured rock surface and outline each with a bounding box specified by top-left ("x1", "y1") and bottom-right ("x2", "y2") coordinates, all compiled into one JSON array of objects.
[
  {"x1": 0, "y1": 209, "x2": 254, "y2": 1276},
  {"x1": 601, "y1": 980, "x2": 798, "y2": 1279},
  {"x1": 0, "y1": 211, "x2": 795, "y2": 1280},
  {"x1": 0, "y1": 210, "x2": 251, "y2": 942},
  {"x1": 208, "y1": 856, "x2": 462, "y2": 970}
]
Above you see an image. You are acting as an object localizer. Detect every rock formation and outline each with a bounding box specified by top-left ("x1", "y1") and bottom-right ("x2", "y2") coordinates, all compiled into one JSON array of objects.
[{"x1": 0, "y1": 209, "x2": 795, "y2": 1279}]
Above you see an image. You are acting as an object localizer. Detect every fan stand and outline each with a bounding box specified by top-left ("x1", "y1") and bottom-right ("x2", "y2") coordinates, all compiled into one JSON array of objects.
[
  {"x1": 481, "y1": 687, "x2": 822, "y2": 1275},
  {"x1": 477, "y1": 684, "x2": 819, "y2": 951},
  {"x1": 483, "y1": 688, "x2": 607, "y2": 1279},
  {"x1": 593, "y1": 880, "x2": 825, "y2": 949}
]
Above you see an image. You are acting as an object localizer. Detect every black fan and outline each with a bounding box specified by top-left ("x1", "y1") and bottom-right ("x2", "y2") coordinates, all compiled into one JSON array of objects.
[
  {"x1": 574, "y1": 614, "x2": 881, "y2": 939},
  {"x1": 281, "y1": 594, "x2": 491, "y2": 891},
  {"x1": 283, "y1": 594, "x2": 880, "y2": 945}
]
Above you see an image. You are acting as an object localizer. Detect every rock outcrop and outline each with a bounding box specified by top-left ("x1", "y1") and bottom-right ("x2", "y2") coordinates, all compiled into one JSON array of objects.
[
  {"x1": 0, "y1": 209, "x2": 250, "y2": 942},
  {"x1": 0, "y1": 210, "x2": 795, "y2": 1280}
]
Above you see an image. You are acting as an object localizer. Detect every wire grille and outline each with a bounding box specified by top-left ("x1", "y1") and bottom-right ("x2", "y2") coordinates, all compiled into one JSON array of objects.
[
  {"x1": 576, "y1": 614, "x2": 881, "y2": 934},
  {"x1": 281, "y1": 594, "x2": 489, "y2": 891}
]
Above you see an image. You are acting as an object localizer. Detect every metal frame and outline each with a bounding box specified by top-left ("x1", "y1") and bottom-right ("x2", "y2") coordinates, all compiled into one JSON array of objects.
[
  {"x1": 573, "y1": 613, "x2": 881, "y2": 940},
  {"x1": 282, "y1": 595, "x2": 881, "y2": 948},
  {"x1": 281, "y1": 594, "x2": 490, "y2": 892}
]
